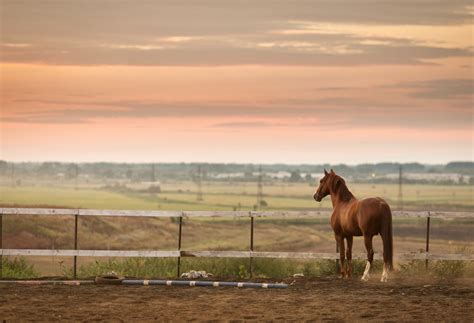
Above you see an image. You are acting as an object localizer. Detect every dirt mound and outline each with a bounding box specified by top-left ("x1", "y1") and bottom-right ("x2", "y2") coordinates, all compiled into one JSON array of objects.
[{"x1": 1, "y1": 277, "x2": 472, "y2": 321}]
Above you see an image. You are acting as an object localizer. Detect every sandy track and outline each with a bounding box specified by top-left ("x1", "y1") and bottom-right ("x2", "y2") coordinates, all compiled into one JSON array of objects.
[{"x1": 1, "y1": 277, "x2": 473, "y2": 321}]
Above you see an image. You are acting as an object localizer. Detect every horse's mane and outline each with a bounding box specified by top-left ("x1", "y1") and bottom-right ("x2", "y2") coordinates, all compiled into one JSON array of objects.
[{"x1": 333, "y1": 176, "x2": 354, "y2": 202}]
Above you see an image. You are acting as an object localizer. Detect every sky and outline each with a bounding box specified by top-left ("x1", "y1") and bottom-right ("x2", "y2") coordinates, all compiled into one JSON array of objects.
[{"x1": 1, "y1": 0, "x2": 473, "y2": 164}]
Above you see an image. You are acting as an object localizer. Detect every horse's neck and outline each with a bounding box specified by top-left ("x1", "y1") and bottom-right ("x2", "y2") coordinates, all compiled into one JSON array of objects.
[{"x1": 330, "y1": 183, "x2": 355, "y2": 208}]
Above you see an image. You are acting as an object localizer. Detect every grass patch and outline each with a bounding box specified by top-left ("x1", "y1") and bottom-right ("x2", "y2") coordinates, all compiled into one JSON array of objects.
[
  {"x1": 2, "y1": 257, "x2": 40, "y2": 279},
  {"x1": 61, "y1": 258, "x2": 178, "y2": 279},
  {"x1": 398, "y1": 260, "x2": 468, "y2": 280}
]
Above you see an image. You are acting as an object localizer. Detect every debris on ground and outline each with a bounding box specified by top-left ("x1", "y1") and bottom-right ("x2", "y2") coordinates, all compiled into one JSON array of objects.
[{"x1": 180, "y1": 270, "x2": 213, "y2": 279}]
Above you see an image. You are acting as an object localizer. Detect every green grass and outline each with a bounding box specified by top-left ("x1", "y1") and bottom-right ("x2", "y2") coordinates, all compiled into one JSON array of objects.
[
  {"x1": 58, "y1": 257, "x2": 340, "y2": 279},
  {"x1": 1, "y1": 182, "x2": 473, "y2": 211},
  {"x1": 398, "y1": 260, "x2": 471, "y2": 280},
  {"x1": 0, "y1": 186, "x2": 160, "y2": 210},
  {"x1": 2, "y1": 257, "x2": 40, "y2": 279}
]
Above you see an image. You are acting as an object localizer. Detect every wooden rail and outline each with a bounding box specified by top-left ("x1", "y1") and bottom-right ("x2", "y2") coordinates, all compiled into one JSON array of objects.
[
  {"x1": 0, "y1": 208, "x2": 472, "y2": 218},
  {"x1": 1, "y1": 249, "x2": 473, "y2": 261},
  {"x1": 0, "y1": 208, "x2": 472, "y2": 278}
]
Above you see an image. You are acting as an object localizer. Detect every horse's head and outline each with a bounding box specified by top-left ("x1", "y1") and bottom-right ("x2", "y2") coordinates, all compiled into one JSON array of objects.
[{"x1": 313, "y1": 168, "x2": 336, "y2": 202}]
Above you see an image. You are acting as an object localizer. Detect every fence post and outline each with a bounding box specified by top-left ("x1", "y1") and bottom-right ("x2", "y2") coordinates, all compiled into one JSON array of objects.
[
  {"x1": 249, "y1": 212, "x2": 254, "y2": 277},
  {"x1": 0, "y1": 211, "x2": 3, "y2": 278},
  {"x1": 177, "y1": 213, "x2": 183, "y2": 278},
  {"x1": 73, "y1": 211, "x2": 79, "y2": 279},
  {"x1": 425, "y1": 211, "x2": 431, "y2": 269}
]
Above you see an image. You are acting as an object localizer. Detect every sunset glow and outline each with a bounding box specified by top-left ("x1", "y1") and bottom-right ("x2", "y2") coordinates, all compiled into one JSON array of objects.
[{"x1": 1, "y1": 1, "x2": 472, "y2": 163}]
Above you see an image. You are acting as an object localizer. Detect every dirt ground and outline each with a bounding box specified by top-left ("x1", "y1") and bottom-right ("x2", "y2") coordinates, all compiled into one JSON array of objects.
[{"x1": 1, "y1": 277, "x2": 473, "y2": 321}]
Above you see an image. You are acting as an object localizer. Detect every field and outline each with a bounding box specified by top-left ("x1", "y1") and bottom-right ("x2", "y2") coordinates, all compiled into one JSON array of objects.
[
  {"x1": 1, "y1": 277, "x2": 473, "y2": 321},
  {"x1": 1, "y1": 181, "x2": 473, "y2": 211},
  {"x1": 0, "y1": 182, "x2": 473, "y2": 321},
  {"x1": 0, "y1": 181, "x2": 473, "y2": 278}
]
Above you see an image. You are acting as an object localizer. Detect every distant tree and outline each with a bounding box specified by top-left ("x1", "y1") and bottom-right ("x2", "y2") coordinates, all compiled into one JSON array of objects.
[
  {"x1": 126, "y1": 169, "x2": 133, "y2": 180},
  {"x1": 102, "y1": 169, "x2": 114, "y2": 178},
  {"x1": 37, "y1": 162, "x2": 56, "y2": 176},
  {"x1": 66, "y1": 164, "x2": 79, "y2": 180},
  {"x1": 0, "y1": 161, "x2": 8, "y2": 175},
  {"x1": 446, "y1": 162, "x2": 474, "y2": 175},
  {"x1": 289, "y1": 170, "x2": 302, "y2": 182}
]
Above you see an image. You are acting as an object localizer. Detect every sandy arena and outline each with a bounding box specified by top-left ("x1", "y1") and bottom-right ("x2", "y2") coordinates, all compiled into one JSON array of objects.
[{"x1": 1, "y1": 277, "x2": 473, "y2": 321}]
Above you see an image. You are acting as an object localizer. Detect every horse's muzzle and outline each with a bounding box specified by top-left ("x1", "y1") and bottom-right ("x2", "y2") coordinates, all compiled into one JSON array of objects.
[{"x1": 314, "y1": 194, "x2": 322, "y2": 202}]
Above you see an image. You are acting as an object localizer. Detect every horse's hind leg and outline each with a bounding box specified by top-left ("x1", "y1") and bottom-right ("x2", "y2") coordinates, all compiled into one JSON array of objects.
[
  {"x1": 346, "y1": 236, "x2": 353, "y2": 278},
  {"x1": 361, "y1": 235, "x2": 374, "y2": 281}
]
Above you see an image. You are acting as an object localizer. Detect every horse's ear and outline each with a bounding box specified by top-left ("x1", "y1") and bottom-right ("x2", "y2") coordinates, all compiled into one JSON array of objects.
[
  {"x1": 324, "y1": 169, "x2": 328, "y2": 175},
  {"x1": 330, "y1": 169, "x2": 335, "y2": 174}
]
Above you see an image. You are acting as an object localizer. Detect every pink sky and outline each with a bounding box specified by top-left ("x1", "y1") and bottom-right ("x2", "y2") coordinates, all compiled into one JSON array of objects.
[{"x1": 1, "y1": 1, "x2": 472, "y2": 164}]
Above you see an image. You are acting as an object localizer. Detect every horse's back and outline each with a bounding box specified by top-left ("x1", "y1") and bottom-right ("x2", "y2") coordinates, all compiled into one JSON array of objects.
[{"x1": 356, "y1": 197, "x2": 392, "y2": 236}]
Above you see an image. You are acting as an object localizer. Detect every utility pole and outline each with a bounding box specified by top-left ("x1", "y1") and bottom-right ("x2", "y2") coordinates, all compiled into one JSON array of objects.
[
  {"x1": 151, "y1": 164, "x2": 156, "y2": 182},
  {"x1": 398, "y1": 165, "x2": 403, "y2": 210},
  {"x1": 196, "y1": 165, "x2": 203, "y2": 201},
  {"x1": 257, "y1": 165, "x2": 263, "y2": 208},
  {"x1": 11, "y1": 163, "x2": 15, "y2": 187},
  {"x1": 74, "y1": 164, "x2": 79, "y2": 190}
]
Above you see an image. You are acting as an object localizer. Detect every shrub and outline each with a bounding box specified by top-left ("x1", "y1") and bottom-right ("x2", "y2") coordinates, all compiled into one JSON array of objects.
[{"x1": 2, "y1": 257, "x2": 39, "y2": 278}]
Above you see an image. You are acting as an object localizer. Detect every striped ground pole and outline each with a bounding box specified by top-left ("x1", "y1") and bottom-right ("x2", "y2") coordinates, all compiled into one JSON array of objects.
[
  {"x1": 0, "y1": 279, "x2": 288, "y2": 289},
  {"x1": 122, "y1": 279, "x2": 288, "y2": 289},
  {"x1": 0, "y1": 280, "x2": 95, "y2": 285}
]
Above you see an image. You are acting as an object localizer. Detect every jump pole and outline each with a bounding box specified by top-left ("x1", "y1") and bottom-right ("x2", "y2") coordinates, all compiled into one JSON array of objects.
[
  {"x1": 0, "y1": 279, "x2": 288, "y2": 289},
  {"x1": 0, "y1": 280, "x2": 94, "y2": 285},
  {"x1": 122, "y1": 279, "x2": 288, "y2": 289}
]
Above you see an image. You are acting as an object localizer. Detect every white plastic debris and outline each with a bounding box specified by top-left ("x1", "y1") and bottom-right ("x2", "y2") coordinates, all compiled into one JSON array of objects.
[{"x1": 180, "y1": 270, "x2": 213, "y2": 279}]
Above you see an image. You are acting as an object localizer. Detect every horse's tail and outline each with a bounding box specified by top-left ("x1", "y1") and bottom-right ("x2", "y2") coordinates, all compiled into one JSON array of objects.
[{"x1": 380, "y1": 203, "x2": 393, "y2": 270}]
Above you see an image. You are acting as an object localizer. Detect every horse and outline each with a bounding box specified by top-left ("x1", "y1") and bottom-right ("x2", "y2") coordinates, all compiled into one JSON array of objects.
[{"x1": 313, "y1": 169, "x2": 393, "y2": 282}]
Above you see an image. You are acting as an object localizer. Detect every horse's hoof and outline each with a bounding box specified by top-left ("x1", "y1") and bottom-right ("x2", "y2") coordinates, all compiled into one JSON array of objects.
[{"x1": 361, "y1": 275, "x2": 370, "y2": 282}]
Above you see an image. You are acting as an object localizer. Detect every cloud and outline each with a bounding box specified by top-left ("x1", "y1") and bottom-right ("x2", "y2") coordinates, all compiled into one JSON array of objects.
[
  {"x1": 0, "y1": 40, "x2": 469, "y2": 66},
  {"x1": 1, "y1": 0, "x2": 472, "y2": 66},
  {"x1": 3, "y1": 97, "x2": 471, "y2": 130},
  {"x1": 386, "y1": 79, "x2": 473, "y2": 100}
]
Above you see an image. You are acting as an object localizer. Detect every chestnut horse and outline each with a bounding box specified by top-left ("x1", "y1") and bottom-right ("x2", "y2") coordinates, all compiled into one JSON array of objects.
[{"x1": 313, "y1": 169, "x2": 393, "y2": 282}]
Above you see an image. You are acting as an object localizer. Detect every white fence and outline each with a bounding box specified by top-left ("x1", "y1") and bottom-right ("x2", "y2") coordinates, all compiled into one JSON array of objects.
[{"x1": 0, "y1": 208, "x2": 473, "y2": 278}]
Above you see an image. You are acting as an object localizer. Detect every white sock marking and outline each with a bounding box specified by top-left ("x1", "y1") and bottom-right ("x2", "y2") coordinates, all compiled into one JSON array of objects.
[
  {"x1": 361, "y1": 261, "x2": 371, "y2": 281},
  {"x1": 380, "y1": 265, "x2": 389, "y2": 282}
]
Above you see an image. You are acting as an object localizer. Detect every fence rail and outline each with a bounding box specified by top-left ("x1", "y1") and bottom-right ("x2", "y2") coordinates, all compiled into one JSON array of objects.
[
  {"x1": 0, "y1": 208, "x2": 472, "y2": 218},
  {"x1": 0, "y1": 208, "x2": 473, "y2": 278},
  {"x1": 2, "y1": 249, "x2": 473, "y2": 261}
]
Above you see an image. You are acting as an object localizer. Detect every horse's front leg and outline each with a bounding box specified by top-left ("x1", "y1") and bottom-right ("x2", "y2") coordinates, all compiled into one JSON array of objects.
[
  {"x1": 335, "y1": 235, "x2": 346, "y2": 278},
  {"x1": 345, "y1": 236, "x2": 353, "y2": 278}
]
